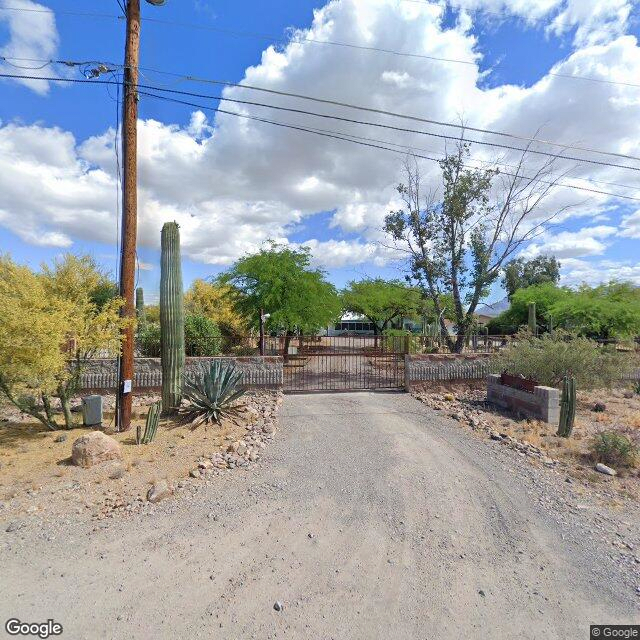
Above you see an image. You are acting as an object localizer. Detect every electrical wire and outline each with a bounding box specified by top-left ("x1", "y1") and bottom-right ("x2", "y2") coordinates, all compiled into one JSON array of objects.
[
  {"x1": 134, "y1": 65, "x2": 640, "y2": 163},
  {"x1": 2, "y1": 71, "x2": 639, "y2": 175},
  {"x1": 136, "y1": 88, "x2": 640, "y2": 202},
  {"x1": 1, "y1": 5, "x2": 640, "y2": 90},
  {"x1": 3, "y1": 56, "x2": 638, "y2": 164}
]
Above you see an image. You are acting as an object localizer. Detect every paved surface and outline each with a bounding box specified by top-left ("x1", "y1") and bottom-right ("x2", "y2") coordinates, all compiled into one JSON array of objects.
[{"x1": 1, "y1": 392, "x2": 638, "y2": 639}]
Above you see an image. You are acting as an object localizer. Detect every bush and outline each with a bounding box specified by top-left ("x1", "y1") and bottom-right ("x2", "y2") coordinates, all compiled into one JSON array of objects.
[
  {"x1": 493, "y1": 330, "x2": 633, "y2": 389},
  {"x1": 137, "y1": 322, "x2": 161, "y2": 357},
  {"x1": 590, "y1": 431, "x2": 638, "y2": 468},
  {"x1": 137, "y1": 315, "x2": 222, "y2": 357},
  {"x1": 185, "y1": 315, "x2": 222, "y2": 357}
]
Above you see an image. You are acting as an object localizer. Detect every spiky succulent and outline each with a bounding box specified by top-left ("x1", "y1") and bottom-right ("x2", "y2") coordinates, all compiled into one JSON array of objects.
[{"x1": 178, "y1": 360, "x2": 246, "y2": 426}]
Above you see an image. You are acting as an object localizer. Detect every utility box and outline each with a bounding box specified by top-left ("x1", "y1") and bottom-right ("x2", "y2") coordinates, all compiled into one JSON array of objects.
[{"x1": 82, "y1": 395, "x2": 103, "y2": 427}]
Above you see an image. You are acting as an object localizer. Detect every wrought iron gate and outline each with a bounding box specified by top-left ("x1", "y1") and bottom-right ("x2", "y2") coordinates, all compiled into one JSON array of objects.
[{"x1": 277, "y1": 335, "x2": 407, "y2": 392}]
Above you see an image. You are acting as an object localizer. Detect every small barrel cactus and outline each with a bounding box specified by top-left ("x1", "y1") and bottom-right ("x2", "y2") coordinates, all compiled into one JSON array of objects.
[{"x1": 160, "y1": 222, "x2": 185, "y2": 412}]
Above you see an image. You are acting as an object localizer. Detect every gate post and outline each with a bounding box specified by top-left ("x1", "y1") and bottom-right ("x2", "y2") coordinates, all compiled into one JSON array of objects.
[{"x1": 404, "y1": 353, "x2": 411, "y2": 391}]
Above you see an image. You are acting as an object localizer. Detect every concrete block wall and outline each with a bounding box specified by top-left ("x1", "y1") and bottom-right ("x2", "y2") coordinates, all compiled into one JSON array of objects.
[
  {"x1": 486, "y1": 374, "x2": 560, "y2": 424},
  {"x1": 79, "y1": 356, "x2": 283, "y2": 391}
]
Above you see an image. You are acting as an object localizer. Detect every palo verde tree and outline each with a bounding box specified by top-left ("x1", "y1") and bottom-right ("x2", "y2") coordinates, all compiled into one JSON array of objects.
[
  {"x1": 342, "y1": 278, "x2": 421, "y2": 334},
  {"x1": 0, "y1": 254, "x2": 127, "y2": 429},
  {"x1": 384, "y1": 141, "x2": 565, "y2": 353},
  {"x1": 40, "y1": 254, "x2": 128, "y2": 428},
  {"x1": 502, "y1": 255, "x2": 561, "y2": 300},
  {"x1": 220, "y1": 244, "x2": 341, "y2": 355}
]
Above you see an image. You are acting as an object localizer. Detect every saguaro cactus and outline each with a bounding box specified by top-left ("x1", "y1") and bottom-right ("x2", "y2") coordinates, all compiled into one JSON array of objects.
[
  {"x1": 528, "y1": 302, "x2": 537, "y2": 335},
  {"x1": 160, "y1": 222, "x2": 185, "y2": 412},
  {"x1": 557, "y1": 376, "x2": 576, "y2": 437},
  {"x1": 135, "y1": 287, "x2": 145, "y2": 319}
]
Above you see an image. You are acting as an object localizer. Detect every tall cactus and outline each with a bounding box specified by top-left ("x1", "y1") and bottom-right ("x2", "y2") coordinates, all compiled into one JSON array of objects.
[
  {"x1": 557, "y1": 376, "x2": 576, "y2": 437},
  {"x1": 160, "y1": 222, "x2": 185, "y2": 412},
  {"x1": 135, "y1": 287, "x2": 145, "y2": 319},
  {"x1": 528, "y1": 302, "x2": 537, "y2": 335}
]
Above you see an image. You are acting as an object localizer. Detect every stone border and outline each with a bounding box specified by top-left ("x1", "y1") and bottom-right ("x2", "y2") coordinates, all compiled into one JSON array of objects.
[{"x1": 79, "y1": 356, "x2": 283, "y2": 391}]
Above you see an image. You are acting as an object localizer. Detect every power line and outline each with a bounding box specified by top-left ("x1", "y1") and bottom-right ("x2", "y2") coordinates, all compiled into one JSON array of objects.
[
  {"x1": 2, "y1": 70, "x2": 640, "y2": 174},
  {"x1": 134, "y1": 65, "x2": 640, "y2": 164},
  {"x1": 2, "y1": 5, "x2": 640, "y2": 91},
  {"x1": 3, "y1": 54, "x2": 638, "y2": 164},
  {"x1": 136, "y1": 88, "x2": 640, "y2": 202}
]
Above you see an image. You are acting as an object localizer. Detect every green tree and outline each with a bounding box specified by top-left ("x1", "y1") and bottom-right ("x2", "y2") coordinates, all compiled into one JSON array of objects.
[
  {"x1": 487, "y1": 283, "x2": 568, "y2": 334},
  {"x1": 220, "y1": 244, "x2": 341, "y2": 355},
  {"x1": 384, "y1": 142, "x2": 563, "y2": 352},
  {"x1": 502, "y1": 256, "x2": 561, "y2": 300},
  {"x1": 342, "y1": 279, "x2": 421, "y2": 334},
  {"x1": 551, "y1": 282, "x2": 640, "y2": 339}
]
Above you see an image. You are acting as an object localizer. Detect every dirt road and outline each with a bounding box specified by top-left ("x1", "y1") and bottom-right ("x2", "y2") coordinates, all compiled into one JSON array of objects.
[{"x1": 1, "y1": 392, "x2": 638, "y2": 639}]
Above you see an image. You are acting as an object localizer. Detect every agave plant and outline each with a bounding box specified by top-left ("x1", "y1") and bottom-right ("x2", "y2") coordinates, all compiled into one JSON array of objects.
[{"x1": 178, "y1": 360, "x2": 246, "y2": 426}]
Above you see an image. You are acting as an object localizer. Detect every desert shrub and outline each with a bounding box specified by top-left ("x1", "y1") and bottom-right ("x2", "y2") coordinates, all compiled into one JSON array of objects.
[
  {"x1": 493, "y1": 330, "x2": 632, "y2": 389},
  {"x1": 590, "y1": 431, "x2": 638, "y2": 468},
  {"x1": 137, "y1": 322, "x2": 161, "y2": 357},
  {"x1": 137, "y1": 315, "x2": 222, "y2": 357},
  {"x1": 184, "y1": 315, "x2": 222, "y2": 357}
]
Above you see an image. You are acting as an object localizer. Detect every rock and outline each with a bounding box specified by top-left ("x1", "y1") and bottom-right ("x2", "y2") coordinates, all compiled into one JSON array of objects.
[
  {"x1": 478, "y1": 590, "x2": 486, "y2": 597},
  {"x1": 592, "y1": 402, "x2": 606, "y2": 412},
  {"x1": 54, "y1": 434, "x2": 67, "y2": 443},
  {"x1": 198, "y1": 460, "x2": 213, "y2": 470},
  {"x1": 72, "y1": 432, "x2": 122, "y2": 468},
  {"x1": 147, "y1": 480, "x2": 172, "y2": 503},
  {"x1": 595, "y1": 463, "x2": 617, "y2": 476},
  {"x1": 5, "y1": 520, "x2": 23, "y2": 533},
  {"x1": 108, "y1": 464, "x2": 126, "y2": 480},
  {"x1": 443, "y1": 394, "x2": 455, "y2": 402},
  {"x1": 489, "y1": 431, "x2": 502, "y2": 441},
  {"x1": 189, "y1": 468, "x2": 202, "y2": 478},
  {"x1": 273, "y1": 601, "x2": 283, "y2": 612}
]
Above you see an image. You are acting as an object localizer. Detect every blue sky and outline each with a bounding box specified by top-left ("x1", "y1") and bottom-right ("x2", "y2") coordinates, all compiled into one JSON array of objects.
[{"x1": 1, "y1": 0, "x2": 640, "y2": 303}]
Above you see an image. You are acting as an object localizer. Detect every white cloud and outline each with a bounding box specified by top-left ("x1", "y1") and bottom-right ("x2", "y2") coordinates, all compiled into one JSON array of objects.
[
  {"x1": 560, "y1": 257, "x2": 640, "y2": 285},
  {"x1": 526, "y1": 225, "x2": 618, "y2": 258},
  {"x1": 620, "y1": 209, "x2": 640, "y2": 238},
  {"x1": 1, "y1": 0, "x2": 640, "y2": 279},
  {"x1": 448, "y1": 0, "x2": 637, "y2": 46},
  {"x1": 0, "y1": 0, "x2": 59, "y2": 94}
]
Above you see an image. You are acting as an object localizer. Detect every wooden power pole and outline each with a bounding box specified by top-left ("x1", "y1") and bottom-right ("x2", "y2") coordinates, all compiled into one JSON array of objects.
[{"x1": 117, "y1": 0, "x2": 141, "y2": 431}]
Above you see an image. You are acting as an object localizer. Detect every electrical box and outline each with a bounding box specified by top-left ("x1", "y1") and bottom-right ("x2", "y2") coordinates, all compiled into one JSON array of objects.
[{"x1": 82, "y1": 395, "x2": 103, "y2": 427}]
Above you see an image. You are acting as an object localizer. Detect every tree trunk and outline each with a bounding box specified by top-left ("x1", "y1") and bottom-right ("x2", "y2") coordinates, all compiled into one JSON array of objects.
[
  {"x1": 42, "y1": 394, "x2": 57, "y2": 427},
  {"x1": 57, "y1": 385, "x2": 73, "y2": 429}
]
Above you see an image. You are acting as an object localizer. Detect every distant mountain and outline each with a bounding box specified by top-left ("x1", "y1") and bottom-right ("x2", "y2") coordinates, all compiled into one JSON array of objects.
[{"x1": 475, "y1": 297, "x2": 509, "y2": 318}]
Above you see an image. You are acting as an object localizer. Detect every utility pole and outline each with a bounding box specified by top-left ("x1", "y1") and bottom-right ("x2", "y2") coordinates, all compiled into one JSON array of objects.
[{"x1": 117, "y1": 0, "x2": 141, "y2": 431}]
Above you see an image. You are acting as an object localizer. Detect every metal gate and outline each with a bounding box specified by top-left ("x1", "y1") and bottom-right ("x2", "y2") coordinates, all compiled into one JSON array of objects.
[{"x1": 275, "y1": 335, "x2": 407, "y2": 392}]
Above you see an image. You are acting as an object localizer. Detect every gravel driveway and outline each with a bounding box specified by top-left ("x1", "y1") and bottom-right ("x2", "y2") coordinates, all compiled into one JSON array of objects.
[{"x1": 1, "y1": 391, "x2": 638, "y2": 639}]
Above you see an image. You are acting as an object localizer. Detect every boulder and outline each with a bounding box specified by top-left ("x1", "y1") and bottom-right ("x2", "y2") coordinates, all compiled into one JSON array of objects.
[
  {"x1": 592, "y1": 402, "x2": 606, "y2": 413},
  {"x1": 72, "y1": 431, "x2": 122, "y2": 468}
]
